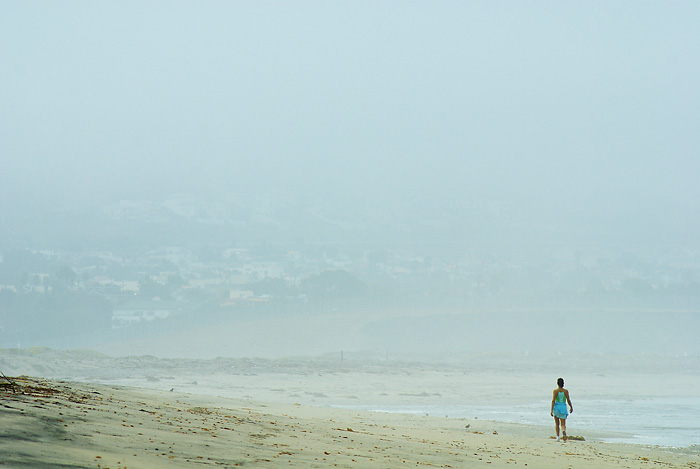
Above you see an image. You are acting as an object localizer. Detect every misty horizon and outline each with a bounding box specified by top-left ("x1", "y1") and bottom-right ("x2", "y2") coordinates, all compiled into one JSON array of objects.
[
  {"x1": 1, "y1": 2, "x2": 699, "y2": 359},
  {"x1": 3, "y1": 2, "x2": 698, "y2": 249}
]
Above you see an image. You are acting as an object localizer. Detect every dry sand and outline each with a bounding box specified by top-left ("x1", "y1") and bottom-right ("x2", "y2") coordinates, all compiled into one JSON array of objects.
[{"x1": 1, "y1": 349, "x2": 699, "y2": 468}]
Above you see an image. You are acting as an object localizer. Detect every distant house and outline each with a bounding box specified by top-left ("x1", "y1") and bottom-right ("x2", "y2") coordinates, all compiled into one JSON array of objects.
[
  {"x1": 229, "y1": 290, "x2": 254, "y2": 300},
  {"x1": 238, "y1": 263, "x2": 284, "y2": 280},
  {"x1": 189, "y1": 278, "x2": 226, "y2": 289},
  {"x1": 112, "y1": 299, "x2": 177, "y2": 328},
  {"x1": 219, "y1": 289, "x2": 268, "y2": 308},
  {"x1": 115, "y1": 280, "x2": 140, "y2": 293}
]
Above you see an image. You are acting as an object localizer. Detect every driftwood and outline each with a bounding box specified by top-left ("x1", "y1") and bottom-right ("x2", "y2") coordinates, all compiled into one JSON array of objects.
[{"x1": 0, "y1": 369, "x2": 17, "y2": 389}]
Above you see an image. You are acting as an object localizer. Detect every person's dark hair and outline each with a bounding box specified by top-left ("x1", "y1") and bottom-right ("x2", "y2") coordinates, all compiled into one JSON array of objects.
[{"x1": 557, "y1": 378, "x2": 564, "y2": 387}]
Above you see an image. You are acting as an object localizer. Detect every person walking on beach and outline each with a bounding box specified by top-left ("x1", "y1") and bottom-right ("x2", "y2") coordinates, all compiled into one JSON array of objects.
[{"x1": 551, "y1": 377, "x2": 573, "y2": 441}]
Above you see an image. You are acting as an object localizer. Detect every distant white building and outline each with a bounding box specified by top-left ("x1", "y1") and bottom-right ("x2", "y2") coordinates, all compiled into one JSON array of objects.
[
  {"x1": 242, "y1": 263, "x2": 284, "y2": 280},
  {"x1": 112, "y1": 299, "x2": 176, "y2": 328},
  {"x1": 229, "y1": 290, "x2": 254, "y2": 300},
  {"x1": 223, "y1": 248, "x2": 250, "y2": 260},
  {"x1": 114, "y1": 280, "x2": 140, "y2": 293}
]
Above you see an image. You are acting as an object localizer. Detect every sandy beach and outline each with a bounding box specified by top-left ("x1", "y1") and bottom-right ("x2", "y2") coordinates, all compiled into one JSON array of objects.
[
  {"x1": 1, "y1": 377, "x2": 698, "y2": 469},
  {"x1": 1, "y1": 349, "x2": 699, "y2": 468}
]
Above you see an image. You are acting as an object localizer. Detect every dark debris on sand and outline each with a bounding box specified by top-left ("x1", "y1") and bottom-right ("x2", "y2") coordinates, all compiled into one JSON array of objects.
[{"x1": 0, "y1": 376, "x2": 91, "y2": 404}]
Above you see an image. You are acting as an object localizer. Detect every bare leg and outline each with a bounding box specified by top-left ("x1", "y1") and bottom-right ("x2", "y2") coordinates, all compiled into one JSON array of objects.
[
  {"x1": 554, "y1": 417, "x2": 561, "y2": 440},
  {"x1": 561, "y1": 418, "x2": 567, "y2": 441}
]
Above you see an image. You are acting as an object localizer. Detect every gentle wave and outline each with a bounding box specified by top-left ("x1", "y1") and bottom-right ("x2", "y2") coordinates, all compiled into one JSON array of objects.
[{"x1": 339, "y1": 397, "x2": 700, "y2": 448}]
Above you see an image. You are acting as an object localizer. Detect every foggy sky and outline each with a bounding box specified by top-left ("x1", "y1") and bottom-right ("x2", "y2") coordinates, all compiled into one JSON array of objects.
[{"x1": 2, "y1": 1, "x2": 699, "y2": 248}]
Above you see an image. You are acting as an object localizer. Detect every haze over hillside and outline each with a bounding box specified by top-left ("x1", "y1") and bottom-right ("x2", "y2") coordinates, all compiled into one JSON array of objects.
[{"x1": 1, "y1": 2, "x2": 699, "y2": 358}]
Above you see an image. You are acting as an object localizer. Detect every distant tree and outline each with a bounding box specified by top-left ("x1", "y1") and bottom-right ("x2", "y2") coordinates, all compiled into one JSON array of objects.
[
  {"x1": 19, "y1": 271, "x2": 29, "y2": 287},
  {"x1": 0, "y1": 289, "x2": 16, "y2": 308},
  {"x1": 138, "y1": 278, "x2": 170, "y2": 300},
  {"x1": 666, "y1": 282, "x2": 700, "y2": 297},
  {"x1": 167, "y1": 274, "x2": 185, "y2": 290},
  {"x1": 622, "y1": 278, "x2": 653, "y2": 295},
  {"x1": 0, "y1": 290, "x2": 111, "y2": 343},
  {"x1": 367, "y1": 249, "x2": 388, "y2": 265},
  {"x1": 31, "y1": 274, "x2": 42, "y2": 287},
  {"x1": 616, "y1": 252, "x2": 649, "y2": 271},
  {"x1": 300, "y1": 270, "x2": 368, "y2": 300},
  {"x1": 1, "y1": 249, "x2": 52, "y2": 276},
  {"x1": 104, "y1": 263, "x2": 138, "y2": 281},
  {"x1": 74, "y1": 255, "x2": 107, "y2": 269},
  {"x1": 54, "y1": 264, "x2": 77, "y2": 287},
  {"x1": 196, "y1": 246, "x2": 223, "y2": 263},
  {"x1": 252, "y1": 278, "x2": 295, "y2": 298}
]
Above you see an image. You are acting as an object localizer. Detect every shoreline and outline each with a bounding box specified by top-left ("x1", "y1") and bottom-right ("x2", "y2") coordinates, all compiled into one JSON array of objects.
[
  {"x1": 1, "y1": 376, "x2": 698, "y2": 468},
  {"x1": 2, "y1": 348, "x2": 700, "y2": 455}
]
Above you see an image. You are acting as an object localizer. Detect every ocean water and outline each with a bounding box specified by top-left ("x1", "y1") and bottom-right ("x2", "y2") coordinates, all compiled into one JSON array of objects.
[{"x1": 341, "y1": 397, "x2": 700, "y2": 448}]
